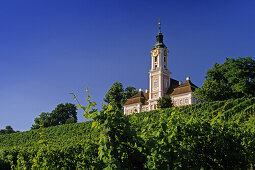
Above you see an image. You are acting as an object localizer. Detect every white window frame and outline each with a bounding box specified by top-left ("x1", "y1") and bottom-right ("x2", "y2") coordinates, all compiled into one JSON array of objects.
[{"x1": 185, "y1": 99, "x2": 188, "y2": 104}]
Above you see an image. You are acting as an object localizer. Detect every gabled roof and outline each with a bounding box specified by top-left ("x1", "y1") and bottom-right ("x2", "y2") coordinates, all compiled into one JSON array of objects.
[
  {"x1": 171, "y1": 79, "x2": 198, "y2": 96},
  {"x1": 124, "y1": 91, "x2": 149, "y2": 106}
]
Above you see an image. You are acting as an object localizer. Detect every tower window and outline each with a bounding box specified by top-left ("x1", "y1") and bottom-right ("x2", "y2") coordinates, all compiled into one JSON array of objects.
[
  {"x1": 155, "y1": 57, "x2": 157, "y2": 62},
  {"x1": 164, "y1": 50, "x2": 167, "y2": 56},
  {"x1": 155, "y1": 65, "x2": 157, "y2": 68},
  {"x1": 164, "y1": 57, "x2": 166, "y2": 62},
  {"x1": 154, "y1": 80, "x2": 158, "y2": 90}
]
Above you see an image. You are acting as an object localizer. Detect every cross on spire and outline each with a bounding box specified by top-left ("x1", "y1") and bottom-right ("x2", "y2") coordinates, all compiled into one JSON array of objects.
[{"x1": 158, "y1": 19, "x2": 161, "y2": 33}]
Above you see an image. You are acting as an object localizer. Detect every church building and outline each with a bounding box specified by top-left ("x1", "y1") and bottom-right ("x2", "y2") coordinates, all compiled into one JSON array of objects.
[{"x1": 123, "y1": 22, "x2": 200, "y2": 115}]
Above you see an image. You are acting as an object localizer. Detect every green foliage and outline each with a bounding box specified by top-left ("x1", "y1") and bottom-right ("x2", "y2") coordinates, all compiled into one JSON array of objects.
[
  {"x1": 74, "y1": 91, "x2": 145, "y2": 169},
  {"x1": 1, "y1": 97, "x2": 255, "y2": 169},
  {"x1": 0, "y1": 126, "x2": 16, "y2": 135},
  {"x1": 0, "y1": 121, "x2": 98, "y2": 149},
  {"x1": 31, "y1": 103, "x2": 77, "y2": 129},
  {"x1": 157, "y1": 95, "x2": 173, "y2": 108},
  {"x1": 130, "y1": 97, "x2": 255, "y2": 169},
  {"x1": 51, "y1": 103, "x2": 77, "y2": 126},
  {"x1": 104, "y1": 82, "x2": 125, "y2": 110},
  {"x1": 104, "y1": 82, "x2": 137, "y2": 110},
  {"x1": 31, "y1": 112, "x2": 51, "y2": 130},
  {"x1": 0, "y1": 121, "x2": 102, "y2": 169},
  {"x1": 195, "y1": 57, "x2": 255, "y2": 101},
  {"x1": 124, "y1": 86, "x2": 138, "y2": 99},
  {"x1": 65, "y1": 117, "x2": 76, "y2": 124}
]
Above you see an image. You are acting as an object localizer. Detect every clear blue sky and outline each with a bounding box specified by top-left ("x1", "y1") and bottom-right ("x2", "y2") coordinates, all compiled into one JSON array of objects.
[{"x1": 0, "y1": 0, "x2": 254, "y2": 131}]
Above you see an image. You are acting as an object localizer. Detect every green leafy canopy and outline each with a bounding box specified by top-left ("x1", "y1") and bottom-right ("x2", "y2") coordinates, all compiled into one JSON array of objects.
[
  {"x1": 195, "y1": 57, "x2": 255, "y2": 101},
  {"x1": 157, "y1": 95, "x2": 173, "y2": 109}
]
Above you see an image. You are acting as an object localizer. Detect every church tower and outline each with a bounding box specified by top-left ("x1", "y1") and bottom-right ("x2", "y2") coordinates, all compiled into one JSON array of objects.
[
  {"x1": 123, "y1": 21, "x2": 199, "y2": 114},
  {"x1": 149, "y1": 21, "x2": 170, "y2": 109}
]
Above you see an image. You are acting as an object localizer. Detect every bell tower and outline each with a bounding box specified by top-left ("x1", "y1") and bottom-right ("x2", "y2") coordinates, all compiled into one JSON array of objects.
[{"x1": 149, "y1": 21, "x2": 170, "y2": 109}]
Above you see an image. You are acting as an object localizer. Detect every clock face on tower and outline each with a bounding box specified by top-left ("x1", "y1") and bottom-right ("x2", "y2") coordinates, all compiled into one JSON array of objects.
[{"x1": 152, "y1": 49, "x2": 159, "y2": 57}]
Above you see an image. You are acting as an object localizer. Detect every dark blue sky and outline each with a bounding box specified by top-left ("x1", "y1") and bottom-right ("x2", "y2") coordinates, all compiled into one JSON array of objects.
[{"x1": 0, "y1": 0, "x2": 254, "y2": 131}]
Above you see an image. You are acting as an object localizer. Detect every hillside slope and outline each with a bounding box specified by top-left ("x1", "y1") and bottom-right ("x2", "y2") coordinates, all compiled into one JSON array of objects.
[
  {"x1": 0, "y1": 97, "x2": 255, "y2": 169},
  {"x1": 0, "y1": 120, "x2": 97, "y2": 149}
]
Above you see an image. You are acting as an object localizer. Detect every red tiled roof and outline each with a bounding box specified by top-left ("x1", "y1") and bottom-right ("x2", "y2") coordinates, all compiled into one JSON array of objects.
[
  {"x1": 171, "y1": 80, "x2": 198, "y2": 96},
  {"x1": 177, "y1": 80, "x2": 198, "y2": 88},
  {"x1": 124, "y1": 91, "x2": 149, "y2": 106}
]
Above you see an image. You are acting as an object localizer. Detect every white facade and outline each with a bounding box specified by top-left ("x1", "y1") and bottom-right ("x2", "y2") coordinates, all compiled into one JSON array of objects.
[{"x1": 172, "y1": 92, "x2": 194, "y2": 106}]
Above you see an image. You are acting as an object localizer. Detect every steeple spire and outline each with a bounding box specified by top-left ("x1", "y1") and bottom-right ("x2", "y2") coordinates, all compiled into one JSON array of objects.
[
  {"x1": 158, "y1": 19, "x2": 161, "y2": 33},
  {"x1": 154, "y1": 19, "x2": 166, "y2": 48}
]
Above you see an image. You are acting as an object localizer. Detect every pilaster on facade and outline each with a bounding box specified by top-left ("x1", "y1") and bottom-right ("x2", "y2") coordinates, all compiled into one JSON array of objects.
[
  {"x1": 149, "y1": 72, "x2": 152, "y2": 100},
  {"x1": 148, "y1": 102, "x2": 151, "y2": 111},
  {"x1": 158, "y1": 70, "x2": 162, "y2": 98}
]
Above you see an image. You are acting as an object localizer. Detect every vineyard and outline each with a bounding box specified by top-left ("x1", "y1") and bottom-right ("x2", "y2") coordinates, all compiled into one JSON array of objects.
[{"x1": 1, "y1": 97, "x2": 255, "y2": 169}]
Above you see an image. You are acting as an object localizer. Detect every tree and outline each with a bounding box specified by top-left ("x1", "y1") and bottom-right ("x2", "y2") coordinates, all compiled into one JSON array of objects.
[
  {"x1": 5, "y1": 126, "x2": 15, "y2": 134},
  {"x1": 104, "y1": 82, "x2": 137, "y2": 110},
  {"x1": 195, "y1": 57, "x2": 255, "y2": 101},
  {"x1": 51, "y1": 103, "x2": 77, "y2": 126},
  {"x1": 31, "y1": 103, "x2": 77, "y2": 129},
  {"x1": 124, "y1": 86, "x2": 138, "y2": 100},
  {"x1": 0, "y1": 125, "x2": 16, "y2": 135},
  {"x1": 31, "y1": 112, "x2": 51, "y2": 130},
  {"x1": 157, "y1": 95, "x2": 173, "y2": 109},
  {"x1": 104, "y1": 82, "x2": 125, "y2": 110},
  {"x1": 0, "y1": 129, "x2": 5, "y2": 135}
]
